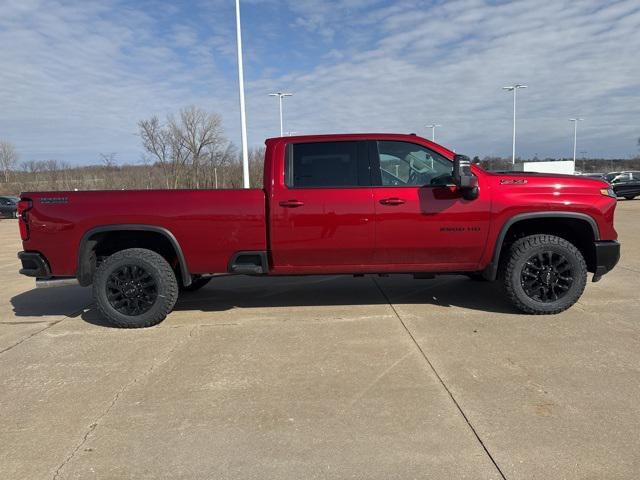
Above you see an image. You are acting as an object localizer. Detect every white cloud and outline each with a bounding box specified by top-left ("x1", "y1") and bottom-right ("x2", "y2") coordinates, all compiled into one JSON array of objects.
[
  {"x1": 0, "y1": 0, "x2": 238, "y2": 163},
  {"x1": 247, "y1": 0, "x2": 640, "y2": 158},
  {"x1": 0, "y1": 0, "x2": 638, "y2": 164}
]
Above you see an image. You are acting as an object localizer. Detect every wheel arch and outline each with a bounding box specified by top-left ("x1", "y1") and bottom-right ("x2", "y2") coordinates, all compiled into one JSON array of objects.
[
  {"x1": 77, "y1": 225, "x2": 191, "y2": 287},
  {"x1": 483, "y1": 212, "x2": 600, "y2": 281}
]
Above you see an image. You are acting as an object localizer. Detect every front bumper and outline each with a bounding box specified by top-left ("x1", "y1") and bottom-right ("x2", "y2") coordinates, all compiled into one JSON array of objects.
[
  {"x1": 18, "y1": 251, "x2": 51, "y2": 279},
  {"x1": 592, "y1": 241, "x2": 620, "y2": 282}
]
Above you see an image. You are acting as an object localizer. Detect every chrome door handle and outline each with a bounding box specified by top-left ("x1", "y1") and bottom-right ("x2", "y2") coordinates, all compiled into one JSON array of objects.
[
  {"x1": 279, "y1": 199, "x2": 305, "y2": 208},
  {"x1": 379, "y1": 197, "x2": 405, "y2": 206}
]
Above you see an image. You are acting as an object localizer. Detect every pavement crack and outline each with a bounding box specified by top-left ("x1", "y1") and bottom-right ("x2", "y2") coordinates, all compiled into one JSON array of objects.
[
  {"x1": 372, "y1": 278, "x2": 508, "y2": 480},
  {"x1": 51, "y1": 326, "x2": 196, "y2": 479},
  {"x1": 0, "y1": 321, "x2": 60, "y2": 355},
  {"x1": 348, "y1": 350, "x2": 413, "y2": 408},
  {"x1": 0, "y1": 304, "x2": 91, "y2": 357}
]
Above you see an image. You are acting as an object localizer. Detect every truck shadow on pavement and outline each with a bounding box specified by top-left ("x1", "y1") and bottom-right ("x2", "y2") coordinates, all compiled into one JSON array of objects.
[
  {"x1": 10, "y1": 274, "x2": 517, "y2": 328},
  {"x1": 176, "y1": 275, "x2": 517, "y2": 315},
  {"x1": 10, "y1": 285, "x2": 91, "y2": 318}
]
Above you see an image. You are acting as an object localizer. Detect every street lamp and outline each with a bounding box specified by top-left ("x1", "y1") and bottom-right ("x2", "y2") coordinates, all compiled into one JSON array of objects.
[
  {"x1": 269, "y1": 92, "x2": 293, "y2": 137},
  {"x1": 425, "y1": 124, "x2": 441, "y2": 142},
  {"x1": 234, "y1": 0, "x2": 249, "y2": 188},
  {"x1": 569, "y1": 118, "x2": 584, "y2": 163},
  {"x1": 503, "y1": 84, "x2": 527, "y2": 165}
]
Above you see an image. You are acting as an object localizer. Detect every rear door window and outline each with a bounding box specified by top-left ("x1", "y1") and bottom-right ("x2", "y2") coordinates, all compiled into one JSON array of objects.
[{"x1": 285, "y1": 141, "x2": 370, "y2": 188}]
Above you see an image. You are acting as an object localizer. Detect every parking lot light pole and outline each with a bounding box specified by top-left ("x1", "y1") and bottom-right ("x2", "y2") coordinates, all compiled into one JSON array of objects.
[
  {"x1": 269, "y1": 93, "x2": 293, "y2": 137},
  {"x1": 503, "y1": 84, "x2": 527, "y2": 164},
  {"x1": 425, "y1": 124, "x2": 441, "y2": 142},
  {"x1": 569, "y1": 118, "x2": 584, "y2": 163},
  {"x1": 235, "y1": 0, "x2": 250, "y2": 188}
]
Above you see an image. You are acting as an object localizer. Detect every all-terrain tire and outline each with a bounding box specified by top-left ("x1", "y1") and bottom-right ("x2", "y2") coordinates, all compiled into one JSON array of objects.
[
  {"x1": 503, "y1": 234, "x2": 587, "y2": 314},
  {"x1": 93, "y1": 248, "x2": 178, "y2": 328},
  {"x1": 180, "y1": 275, "x2": 211, "y2": 292}
]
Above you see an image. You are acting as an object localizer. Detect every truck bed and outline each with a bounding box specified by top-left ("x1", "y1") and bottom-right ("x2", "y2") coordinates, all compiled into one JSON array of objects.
[{"x1": 21, "y1": 189, "x2": 267, "y2": 276}]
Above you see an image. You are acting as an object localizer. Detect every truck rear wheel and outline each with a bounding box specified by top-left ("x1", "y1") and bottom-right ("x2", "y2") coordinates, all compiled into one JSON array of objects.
[
  {"x1": 503, "y1": 234, "x2": 587, "y2": 314},
  {"x1": 93, "y1": 248, "x2": 178, "y2": 328}
]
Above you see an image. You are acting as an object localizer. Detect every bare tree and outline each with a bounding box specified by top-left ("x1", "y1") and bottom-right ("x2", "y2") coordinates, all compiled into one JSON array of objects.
[
  {"x1": 138, "y1": 107, "x2": 230, "y2": 189},
  {"x1": 139, "y1": 115, "x2": 189, "y2": 188},
  {"x1": 0, "y1": 141, "x2": 19, "y2": 183},
  {"x1": 173, "y1": 106, "x2": 225, "y2": 188},
  {"x1": 99, "y1": 152, "x2": 117, "y2": 168}
]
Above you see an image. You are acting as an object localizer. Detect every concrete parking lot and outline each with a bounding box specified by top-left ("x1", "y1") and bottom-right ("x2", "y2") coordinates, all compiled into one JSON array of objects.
[{"x1": 1, "y1": 201, "x2": 639, "y2": 479}]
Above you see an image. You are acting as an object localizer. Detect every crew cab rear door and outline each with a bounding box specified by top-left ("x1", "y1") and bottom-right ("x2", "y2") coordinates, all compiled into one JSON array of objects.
[
  {"x1": 269, "y1": 140, "x2": 375, "y2": 272},
  {"x1": 370, "y1": 140, "x2": 490, "y2": 269}
]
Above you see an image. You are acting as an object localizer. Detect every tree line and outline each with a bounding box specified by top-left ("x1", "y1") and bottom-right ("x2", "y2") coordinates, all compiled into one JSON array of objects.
[{"x1": 1, "y1": 107, "x2": 639, "y2": 195}]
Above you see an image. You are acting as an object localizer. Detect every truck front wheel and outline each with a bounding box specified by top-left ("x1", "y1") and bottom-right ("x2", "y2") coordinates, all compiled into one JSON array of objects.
[
  {"x1": 93, "y1": 248, "x2": 178, "y2": 328},
  {"x1": 503, "y1": 234, "x2": 587, "y2": 314}
]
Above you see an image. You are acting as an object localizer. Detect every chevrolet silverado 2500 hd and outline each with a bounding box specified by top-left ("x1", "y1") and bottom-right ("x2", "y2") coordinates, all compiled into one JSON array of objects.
[{"x1": 17, "y1": 134, "x2": 620, "y2": 327}]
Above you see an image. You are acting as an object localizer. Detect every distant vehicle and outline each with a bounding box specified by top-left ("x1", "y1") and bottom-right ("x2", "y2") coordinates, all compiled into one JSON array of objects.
[
  {"x1": 0, "y1": 196, "x2": 19, "y2": 218},
  {"x1": 607, "y1": 171, "x2": 640, "y2": 200},
  {"x1": 17, "y1": 133, "x2": 620, "y2": 327},
  {"x1": 584, "y1": 173, "x2": 605, "y2": 180}
]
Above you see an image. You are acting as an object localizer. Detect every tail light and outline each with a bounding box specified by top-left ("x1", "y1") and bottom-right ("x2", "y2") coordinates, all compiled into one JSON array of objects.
[{"x1": 17, "y1": 199, "x2": 32, "y2": 241}]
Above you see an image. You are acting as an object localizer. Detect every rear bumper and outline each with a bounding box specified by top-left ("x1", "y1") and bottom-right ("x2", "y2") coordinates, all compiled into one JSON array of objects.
[
  {"x1": 18, "y1": 251, "x2": 51, "y2": 278},
  {"x1": 592, "y1": 241, "x2": 620, "y2": 282}
]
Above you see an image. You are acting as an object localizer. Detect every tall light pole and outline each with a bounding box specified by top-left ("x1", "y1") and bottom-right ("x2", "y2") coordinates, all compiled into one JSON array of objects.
[
  {"x1": 579, "y1": 150, "x2": 587, "y2": 174},
  {"x1": 425, "y1": 124, "x2": 441, "y2": 142},
  {"x1": 503, "y1": 84, "x2": 527, "y2": 164},
  {"x1": 235, "y1": 0, "x2": 249, "y2": 188},
  {"x1": 569, "y1": 118, "x2": 584, "y2": 163},
  {"x1": 269, "y1": 92, "x2": 293, "y2": 137}
]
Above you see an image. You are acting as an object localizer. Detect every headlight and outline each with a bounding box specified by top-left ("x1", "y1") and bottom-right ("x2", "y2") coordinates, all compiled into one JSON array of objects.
[{"x1": 600, "y1": 188, "x2": 616, "y2": 198}]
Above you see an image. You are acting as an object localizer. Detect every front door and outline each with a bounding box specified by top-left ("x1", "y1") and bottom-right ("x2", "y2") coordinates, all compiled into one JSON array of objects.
[
  {"x1": 270, "y1": 140, "x2": 375, "y2": 273},
  {"x1": 370, "y1": 140, "x2": 490, "y2": 270}
]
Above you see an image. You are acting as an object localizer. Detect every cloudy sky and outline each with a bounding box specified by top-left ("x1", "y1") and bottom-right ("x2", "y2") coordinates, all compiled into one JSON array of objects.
[{"x1": 1, "y1": 0, "x2": 639, "y2": 164}]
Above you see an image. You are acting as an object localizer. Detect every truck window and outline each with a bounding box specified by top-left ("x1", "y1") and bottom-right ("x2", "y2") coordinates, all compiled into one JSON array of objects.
[
  {"x1": 612, "y1": 173, "x2": 631, "y2": 184},
  {"x1": 286, "y1": 141, "x2": 367, "y2": 188},
  {"x1": 375, "y1": 141, "x2": 452, "y2": 187}
]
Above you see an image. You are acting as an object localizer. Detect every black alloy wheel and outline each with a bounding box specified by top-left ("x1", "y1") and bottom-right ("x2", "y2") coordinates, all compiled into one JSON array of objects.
[
  {"x1": 106, "y1": 265, "x2": 158, "y2": 316},
  {"x1": 520, "y1": 251, "x2": 573, "y2": 303}
]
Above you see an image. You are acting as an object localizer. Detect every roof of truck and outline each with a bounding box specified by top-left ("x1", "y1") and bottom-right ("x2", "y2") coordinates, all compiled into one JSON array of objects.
[{"x1": 265, "y1": 133, "x2": 455, "y2": 157}]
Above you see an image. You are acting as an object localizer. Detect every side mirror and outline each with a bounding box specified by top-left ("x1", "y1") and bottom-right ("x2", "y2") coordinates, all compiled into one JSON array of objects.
[{"x1": 452, "y1": 154, "x2": 479, "y2": 200}]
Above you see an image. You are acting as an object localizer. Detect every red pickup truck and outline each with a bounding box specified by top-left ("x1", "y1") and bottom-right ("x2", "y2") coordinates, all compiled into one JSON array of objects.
[{"x1": 17, "y1": 133, "x2": 620, "y2": 327}]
